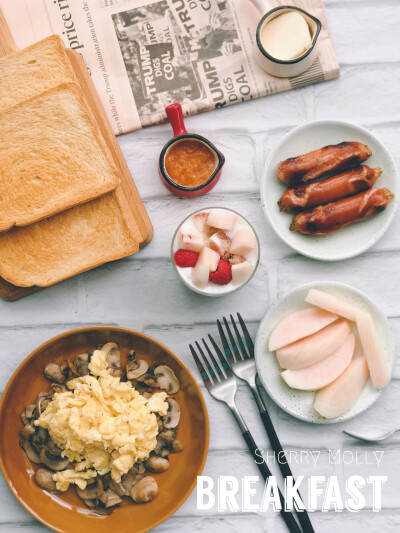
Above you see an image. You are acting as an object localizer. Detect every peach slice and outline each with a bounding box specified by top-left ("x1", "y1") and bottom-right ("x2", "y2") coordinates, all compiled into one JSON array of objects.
[
  {"x1": 230, "y1": 228, "x2": 257, "y2": 256},
  {"x1": 276, "y1": 319, "x2": 351, "y2": 370},
  {"x1": 193, "y1": 212, "x2": 215, "y2": 238},
  {"x1": 209, "y1": 230, "x2": 231, "y2": 256},
  {"x1": 268, "y1": 307, "x2": 338, "y2": 352},
  {"x1": 356, "y1": 311, "x2": 389, "y2": 389},
  {"x1": 179, "y1": 225, "x2": 205, "y2": 252},
  {"x1": 305, "y1": 288, "x2": 360, "y2": 322},
  {"x1": 192, "y1": 263, "x2": 209, "y2": 288},
  {"x1": 231, "y1": 261, "x2": 253, "y2": 286},
  {"x1": 314, "y1": 356, "x2": 370, "y2": 419},
  {"x1": 197, "y1": 247, "x2": 220, "y2": 272},
  {"x1": 207, "y1": 209, "x2": 237, "y2": 231},
  {"x1": 281, "y1": 333, "x2": 355, "y2": 391}
]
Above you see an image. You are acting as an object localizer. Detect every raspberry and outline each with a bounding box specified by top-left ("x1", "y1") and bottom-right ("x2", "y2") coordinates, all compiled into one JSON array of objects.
[
  {"x1": 209, "y1": 259, "x2": 232, "y2": 285},
  {"x1": 174, "y1": 249, "x2": 199, "y2": 268}
]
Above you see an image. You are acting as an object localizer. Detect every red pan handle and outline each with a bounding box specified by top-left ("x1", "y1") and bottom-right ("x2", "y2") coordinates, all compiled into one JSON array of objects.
[{"x1": 165, "y1": 103, "x2": 187, "y2": 137}]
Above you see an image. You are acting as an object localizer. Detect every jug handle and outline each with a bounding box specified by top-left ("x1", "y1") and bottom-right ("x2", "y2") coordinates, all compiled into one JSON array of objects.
[
  {"x1": 165, "y1": 103, "x2": 188, "y2": 137},
  {"x1": 250, "y1": 0, "x2": 272, "y2": 16}
]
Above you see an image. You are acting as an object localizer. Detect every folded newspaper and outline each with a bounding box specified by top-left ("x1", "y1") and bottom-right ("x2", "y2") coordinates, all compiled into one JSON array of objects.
[{"x1": 0, "y1": 0, "x2": 339, "y2": 135}]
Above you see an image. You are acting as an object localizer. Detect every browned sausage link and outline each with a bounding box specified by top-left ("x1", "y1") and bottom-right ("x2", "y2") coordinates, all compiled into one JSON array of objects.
[
  {"x1": 290, "y1": 188, "x2": 394, "y2": 235},
  {"x1": 277, "y1": 142, "x2": 372, "y2": 186},
  {"x1": 278, "y1": 166, "x2": 382, "y2": 212}
]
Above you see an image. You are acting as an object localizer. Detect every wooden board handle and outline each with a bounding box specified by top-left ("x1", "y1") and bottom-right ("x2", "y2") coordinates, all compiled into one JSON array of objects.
[{"x1": 0, "y1": 9, "x2": 18, "y2": 56}]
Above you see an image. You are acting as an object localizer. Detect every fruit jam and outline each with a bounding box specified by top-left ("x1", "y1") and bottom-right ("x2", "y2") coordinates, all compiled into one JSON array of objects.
[{"x1": 165, "y1": 139, "x2": 217, "y2": 188}]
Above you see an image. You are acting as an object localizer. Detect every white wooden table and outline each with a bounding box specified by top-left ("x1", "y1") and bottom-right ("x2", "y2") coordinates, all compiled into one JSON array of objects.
[{"x1": 1, "y1": 1, "x2": 400, "y2": 531}]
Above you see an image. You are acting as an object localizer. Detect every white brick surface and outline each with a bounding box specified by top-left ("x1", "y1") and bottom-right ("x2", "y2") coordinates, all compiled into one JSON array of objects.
[{"x1": 1, "y1": 2, "x2": 399, "y2": 532}]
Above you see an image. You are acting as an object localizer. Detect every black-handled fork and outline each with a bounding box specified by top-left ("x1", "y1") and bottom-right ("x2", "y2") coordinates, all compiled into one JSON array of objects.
[
  {"x1": 190, "y1": 340, "x2": 302, "y2": 533},
  {"x1": 216, "y1": 313, "x2": 315, "y2": 533}
]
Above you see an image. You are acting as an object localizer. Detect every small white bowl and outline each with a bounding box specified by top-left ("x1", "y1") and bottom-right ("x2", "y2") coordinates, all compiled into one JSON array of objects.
[
  {"x1": 255, "y1": 6, "x2": 321, "y2": 78},
  {"x1": 254, "y1": 281, "x2": 395, "y2": 424},
  {"x1": 261, "y1": 120, "x2": 399, "y2": 261},
  {"x1": 171, "y1": 207, "x2": 260, "y2": 297}
]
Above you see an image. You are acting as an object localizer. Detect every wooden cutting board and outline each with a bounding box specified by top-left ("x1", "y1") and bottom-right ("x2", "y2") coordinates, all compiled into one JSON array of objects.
[{"x1": 0, "y1": 11, "x2": 153, "y2": 301}]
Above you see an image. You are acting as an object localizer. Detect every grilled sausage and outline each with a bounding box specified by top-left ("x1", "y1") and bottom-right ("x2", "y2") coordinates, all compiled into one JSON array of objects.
[
  {"x1": 278, "y1": 166, "x2": 381, "y2": 212},
  {"x1": 290, "y1": 188, "x2": 394, "y2": 235},
  {"x1": 277, "y1": 142, "x2": 372, "y2": 186}
]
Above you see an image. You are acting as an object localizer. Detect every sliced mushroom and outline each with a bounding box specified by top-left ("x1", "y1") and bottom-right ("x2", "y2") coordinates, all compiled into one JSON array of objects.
[
  {"x1": 120, "y1": 465, "x2": 144, "y2": 493},
  {"x1": 21, "y1": 424, "x2": 36, "y2": 439},
  {"x1": 126, "y1": 350, "x2": 149, "y2": 380},
  {"x1": 163, "y1": 398, "x2": 181, "y2": 429},
  {"x1": 101, "y1": 342, "x2": 123, "y2": 378},
  {"x1": 20, "y1": 437, "x2": 41, "y2": 463},
  {"x1": 39, "y1": 447, "x2": 70, "y2": 471},
  {"x1": 32, "y1": 427, "x2": 48, "y2": 449},
  {"x1": 154, "y1": 366, "x2": 180, "y2": 394},
  {"x1": 48, "y1": 383, "x2": 68, "y2": 396},
  {"x1": 73, "y1": 353, "x2": 90, "y2": 376},
  {"x1": 34, "y1": 467, "x2": 57, "y2": 491},
  {"x1": 130, "y1": 476, "x2": 158, "y2": 503},
  {"x1": 99, "y1": 489, "x2": 122, "y2": 508},
  {"x1": 146, "y1": 455, "x2": 170, "y2": 473},
  {"x1": 135, "y1": 365, "x2": 159, "y2": 388},
  {"x1": 76, "y1": 478, "x2": 103, "y2": 500},
  {"x1": 170, "y1": 440, "x2": 184, "y2": 453},
  {"x1": 21, "y1": 404, "x2": 36, "y2": 424},
  {"x1": 34, "y1": 468, "x2": 57, "y2": 492},
  {"x1": 44, "y1": 363, "x2": 65, "y2": 384},
  {"x1": 37, "y1": 396, "x2": 50, "y2": 416},
  {"x1": 107, "y1": 479, "x2": 126, "y2": 497},
  {"x1": 46, "y1": 439, "x2": 63, "y2": 460}
]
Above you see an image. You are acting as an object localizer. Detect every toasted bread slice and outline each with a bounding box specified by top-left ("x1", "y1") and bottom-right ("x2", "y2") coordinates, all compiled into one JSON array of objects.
[
  {"x1": 0, "y1": 35, "x2": 77, "y2": 112},
  {"x1": 0, "y1": 82, "x2": 119, "y2": 231},
  {"x1": 0, "y1": 190, "x2": 141, "y2": 287}
]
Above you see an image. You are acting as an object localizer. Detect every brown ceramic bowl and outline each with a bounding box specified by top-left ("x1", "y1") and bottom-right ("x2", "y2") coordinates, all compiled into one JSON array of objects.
[{"x1": 0, "y1": 326, "x2": 209, "y2": 533}]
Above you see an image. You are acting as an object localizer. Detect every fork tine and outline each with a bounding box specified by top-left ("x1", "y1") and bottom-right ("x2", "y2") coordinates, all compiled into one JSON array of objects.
[
  {"x1": 208, "y1": 334, "x2": 233, "y2": 377},
  {"x1": 189, "y1": 344, "x2": 213, "y2": 389},
  {"x1": 237, "y1": 313, "x2": 254, "y2": 358},
  {"x1": 196, "y1": 341, "x2": 220, "y2": 383},
  {"x1": 202, "y1": 338, "x2": 226, "y2": 380},
  {"x1": 230, "y1": 314, "x2": 251, "y2": 360},
  {"x1": 217, "y1": 320, "x2": 237, "y2": 365},
  {"x1": 223, "y1": 316, "x2": 243, "y2": 361}
]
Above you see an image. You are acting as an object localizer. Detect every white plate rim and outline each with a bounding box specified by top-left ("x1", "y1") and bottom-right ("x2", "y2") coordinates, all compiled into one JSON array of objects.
[
  {"x1": 260, "y1": 119, "x2": 400, "y2": 261},
  {"x1": 254, "y1": 281, "x2": 395, "y2": 424}
]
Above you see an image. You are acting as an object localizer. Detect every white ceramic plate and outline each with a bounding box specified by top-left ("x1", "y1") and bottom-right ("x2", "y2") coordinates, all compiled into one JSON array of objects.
[
  {"x1": 255, "y1": 281, "x2": 395, "y2": 424},
  {"x1": 261, "y1": 120, "x2": 399, "y2": 261}
]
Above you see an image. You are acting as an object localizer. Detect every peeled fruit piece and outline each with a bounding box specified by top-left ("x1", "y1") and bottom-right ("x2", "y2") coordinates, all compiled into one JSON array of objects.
[
  {"x1": 356, "y1": 311, "x2": 388, "y2": 389},
  {"x1": 268, "y1": 307, "x2": 338, "y2": 352},
  {"x1": 207, "y1": 209, "x2": 237, "y2": 231},
  {"x1": 232, "y1": 261, "x2": 253, "y2": 286},
  {"x1": 192, "y1": 263, "x2": 209, "y2": 288},
  {"x1": 179, "y1": 225, "x2": 205, "y2": 252},
  {"x1": 314, "y1": 356, "x2": 369, "y2": 419},
  {"x1": 230, "y1": 228, "x2": 257, "y2": 256},
  {"x1": 193, "y1": 212, "x2": 214, "y2": 238},
  {"x1": 197, "y1": 246, "x2": 220, "y2": 272},
  {"x1": 305, "y1": 288, "x2": 360, "y2": 321},
  {"x1": 281, "y1": 333, "x2": 355, "y2": 391},
  {"x1": 276, "y1": 319, "x2": 351, "y2": 370},
  {"x1": 209, "y1": 230, "x2": 231, "y2": 255}
]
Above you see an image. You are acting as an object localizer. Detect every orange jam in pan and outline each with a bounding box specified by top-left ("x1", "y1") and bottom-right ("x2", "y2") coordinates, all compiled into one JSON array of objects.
[{"x1": 165, "y1": 139, "x2": 217, "y2": 188}]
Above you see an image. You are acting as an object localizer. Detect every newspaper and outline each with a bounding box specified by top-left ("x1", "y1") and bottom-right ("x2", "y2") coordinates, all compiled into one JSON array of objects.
[{"x1": 0, "y1": 0, "x2": 340, "y2": 135}]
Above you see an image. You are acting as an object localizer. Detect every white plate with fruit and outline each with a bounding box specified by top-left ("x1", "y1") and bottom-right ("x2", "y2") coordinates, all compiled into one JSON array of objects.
[
  {"x1": 171, "y1": 207, "x2": 260, "y2": 296},
  {"x1": 255, "y1": 281, "x2": 395, "y2": 423}
]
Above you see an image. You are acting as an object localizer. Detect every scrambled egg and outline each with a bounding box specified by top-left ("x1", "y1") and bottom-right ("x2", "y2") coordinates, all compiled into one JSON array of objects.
[{"x1": 35, "y1": 350, "x2": 168, "y2": 491}]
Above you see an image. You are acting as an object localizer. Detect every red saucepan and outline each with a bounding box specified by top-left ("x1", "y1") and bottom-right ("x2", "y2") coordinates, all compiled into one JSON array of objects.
[{"x1": 159, "y1": 103, "x2": 225, "y2": 197}]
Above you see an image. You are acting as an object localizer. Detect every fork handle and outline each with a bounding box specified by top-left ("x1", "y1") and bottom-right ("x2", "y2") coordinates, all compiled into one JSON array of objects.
[{"x1": 241, "y1": 430, "x2": 302, "y2": 533}]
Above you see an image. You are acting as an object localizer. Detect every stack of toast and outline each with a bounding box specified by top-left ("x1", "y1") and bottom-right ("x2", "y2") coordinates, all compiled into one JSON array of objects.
[{"x1": 0, "y1": 36, "x2": 150, "y2": 291}]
